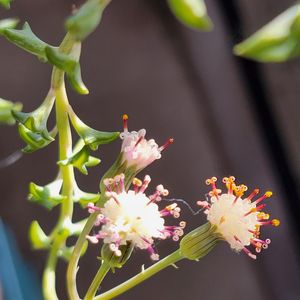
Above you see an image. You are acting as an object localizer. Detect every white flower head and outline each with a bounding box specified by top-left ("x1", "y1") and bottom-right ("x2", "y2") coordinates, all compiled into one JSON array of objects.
[
  {"x1": 119, "y1": 114, "x2": 173, "y2": 170},
  {"x1": 87, "y1": 174, "x2": 185, "y2": 260},
  {"x1": 197, "y1": 176, "x2": 280, "y2": 259}
]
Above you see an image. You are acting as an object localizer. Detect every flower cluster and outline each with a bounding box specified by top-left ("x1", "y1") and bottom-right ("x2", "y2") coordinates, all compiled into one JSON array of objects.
[
  {"x1": 120, "y1": 114, "x2": 173, "y2": 170},
  {"x1": 197, "y1": 176, "x2": 280, "y2": 259},
  {"x1": 87, "y1": 174, "x2": 185, "y2": 260}
]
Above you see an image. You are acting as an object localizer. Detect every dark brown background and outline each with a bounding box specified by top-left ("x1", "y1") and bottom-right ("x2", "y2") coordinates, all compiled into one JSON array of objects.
[{"x1": 1, "y1": 0, "x2": 300, "y2": 299}]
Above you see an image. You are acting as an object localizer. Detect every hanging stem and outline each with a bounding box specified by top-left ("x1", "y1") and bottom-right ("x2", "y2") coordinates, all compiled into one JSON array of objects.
[
  {"x1": 84, "y1": 261, "x2": 110, "y2": 300},
  {"x1": 42, "y1": 33, "x2": 77, "y2": 300},
  {"x1": 94, "y1": 250, "x2": 183, "y2": 299},
  {"x1": 67, "y1": 212, "x2": 98, "y2": 300}
]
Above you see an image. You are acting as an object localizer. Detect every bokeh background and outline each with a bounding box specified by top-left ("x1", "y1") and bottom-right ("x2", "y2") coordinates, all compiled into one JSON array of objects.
[{"x1": 1, "y1": 0, "x2": 300, "y2": 299}]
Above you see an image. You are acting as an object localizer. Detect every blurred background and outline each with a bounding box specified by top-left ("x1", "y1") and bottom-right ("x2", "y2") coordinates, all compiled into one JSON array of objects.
[{"x1": 0, "y1": 0, "x2": 300, "y2": 299}]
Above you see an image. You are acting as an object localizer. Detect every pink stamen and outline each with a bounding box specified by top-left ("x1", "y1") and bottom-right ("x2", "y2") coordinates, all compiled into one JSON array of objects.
[
  {"x1": 246, "y1": 189, "x2": 259, "y2": 202},
  {"x1": 87, "y1": 203, "x2": 101, "y2": 213},
  {"x1": 139, "y1": 175, "x2": 151, "y2": 193},
  {"x1": 123, "y1": 114, "x2": 128, "y2": 132},
  {"x1": 158, "y1": 138, "x2": 174, "y2": 152}
]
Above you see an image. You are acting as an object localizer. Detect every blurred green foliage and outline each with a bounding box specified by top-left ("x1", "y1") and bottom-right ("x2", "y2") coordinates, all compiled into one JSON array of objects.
[
  {"x1": 167, "y1": 0, "x2": 213, "y2": 31},
  {"x1": 234, "y1": 4, "x2": 300, "y2": 62}
]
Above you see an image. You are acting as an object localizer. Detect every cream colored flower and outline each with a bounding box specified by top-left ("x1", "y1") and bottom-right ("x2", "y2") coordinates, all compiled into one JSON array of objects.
[{"x1": 198, "y1": 176, "x2": 280, "y2": 259}]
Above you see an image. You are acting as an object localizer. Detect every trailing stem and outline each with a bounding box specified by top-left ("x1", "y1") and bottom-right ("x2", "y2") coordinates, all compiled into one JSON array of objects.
[{"x1": 42, "y1": 34, "x2": 76, "y2": 300}]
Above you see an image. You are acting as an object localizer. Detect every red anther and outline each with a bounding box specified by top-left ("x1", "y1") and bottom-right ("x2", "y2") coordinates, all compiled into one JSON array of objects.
[
  {"x1": 122, "y1": 114, "x2": 129, "y2": 131},
  {"x1": 159, "y1": 138, "x2": 174, "y2": 152}
]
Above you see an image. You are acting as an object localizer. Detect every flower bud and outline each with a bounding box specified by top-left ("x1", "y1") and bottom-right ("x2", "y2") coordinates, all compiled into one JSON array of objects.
[{"x1": 180, "y1": 222, "x2": 220, "y2": 261}]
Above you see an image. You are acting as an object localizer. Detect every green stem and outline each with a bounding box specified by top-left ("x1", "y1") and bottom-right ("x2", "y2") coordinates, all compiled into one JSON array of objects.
[
  {"x1": 84, "y1": 261, "x2": 110, "y2": 300},
  {"x1": 67, "y1": 212, "x2": 98, "y2": 300},
  {"x1": 42, "y1": 234, "x2": 65, "y2": 300},
  {"x1": 94, "y1": 250, "x2": 183, "y2": 300},
  {"x1": 42, "y1": 33, "x2": 76, "y2": 300}
]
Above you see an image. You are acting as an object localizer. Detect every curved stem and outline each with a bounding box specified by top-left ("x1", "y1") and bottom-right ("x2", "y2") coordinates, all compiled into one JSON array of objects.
[
  {"x1": 42, "y1": 33, "x2": 76, "y2": 300},
  {"x1": 67, "y1": 213, "x2": 98, "y2": 300},
  {"x1": 84, "y1": 261, "x2": 110, "y2": 300},
  {"x1": 94, "y1": 250, "x2": 183, "y2": 300},
  {"x1": 42, "y1": 233, "x2": 67, "y2": 300}
]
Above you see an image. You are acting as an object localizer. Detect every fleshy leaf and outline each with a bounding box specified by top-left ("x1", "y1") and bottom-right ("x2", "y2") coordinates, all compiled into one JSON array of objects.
[
  {"x1": 3, "y1": 22, "x2": 56, "y2": 62},
  {"x1": 234, "y1": 4, "x2": 300, "y2": 62},
  {"x1": 58, "y1": 141, "x2": 100, "y2": 175},
  {"x1": 28, "y1": 179, "x2": 66, "y2": 210},
  {"x1": 167, "y1": 0, "x2": 213, "y2": 31},
  {"x1": 69, "y1": 106, "x2": 119, "y2": 151},
  {"x1": 0, "y1": 98, "x2": 22, "y2": 125},
  {"x1": 65, "y1": 0, "x2": 111, "y2": 41},
  {"x1": 45, "y1": 45, "x2": 89, "y2": 95},
  {"x1": 18, "y1": 123, "x2": 56, "y2": 153},
  {"x1": 45, "y1": 46, "x2": 77, "y2": 74},
  {"x1": 0, "y1": 18, "x2": 19, "y2": 34},
  {"x1": 29, "y1": 220, "x2": 50, "y2": 249},
  {"x1": 0, "y1": 0, "x2": 12, "y2": 9},
  {"x1": 13, "y1": 91, "x2": 56, "y2": 152},
  {"x1": 67, "y1": 64, "x2": 89, "y2": 95}
]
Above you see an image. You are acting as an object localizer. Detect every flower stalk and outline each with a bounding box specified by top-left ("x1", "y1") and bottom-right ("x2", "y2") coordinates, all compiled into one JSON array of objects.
[
  {"x1": 90, "y1": 222, "x2": 219, "y2": 299},
  {"x1": 84, "y1": 260, "x2": 110, "y2": 300},
  {"x1": 94, "y1": 250, "x2": 183, "y2": 300}
]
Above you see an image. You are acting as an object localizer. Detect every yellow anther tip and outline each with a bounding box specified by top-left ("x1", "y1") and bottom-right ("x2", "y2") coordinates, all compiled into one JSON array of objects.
[
  {"x1": 265, "y1": 191, "x2": 273, "y2": 197},
  {"x1": 123, "y1": 114, "x2": 128, "y2": 120},
  {"x1": 229, "y1": 176, "x2": 236, "y2": 182},
  {"x1": 205, "y1": 179, "x2": 211, "y2": 185},
  {"x1": 133, "y1": 178, "x2": 142, "y2": 186},
  {"x1": 272, "y1": 219, "x2": 280, "y2": 227}
]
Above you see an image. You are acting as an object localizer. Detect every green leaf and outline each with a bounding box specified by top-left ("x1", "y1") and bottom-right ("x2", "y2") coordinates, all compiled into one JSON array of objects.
[
  {"x1": 45, "y1": 46, "x2": 77, "y2": 74},
  {"x1": 29, "y1": 220, "x2": 50, "y2": 249},
  {"x1": 28, "y1": 179, "x2": 66, "y2": 210},
  {"x1": 0, "y1": 98, "x2": 22, "y2": 125},
  {"x1": 67, "y1": 63, "x2": 89, "y2": 95},
  {"x1": 45, "y1": 46, "x2": 89, "y2": 95},
  {"x1": 58, "y1": 141, "x2": 100, "y2": 175},
  {"x1": 0, "y1": 0, "x2": 12, "y2": 9},
  {"x1": 65, "y1": 0, "x2": 111, "y2": 41},
  {"x1": 234, "y1": 4, "x2": 300, "y2": 62},
  {"x1": 0, "y1": 18, "x2": 19, "y2": 34},
  {"x1": 167, "y1": 0, "x2": 213, "y2": 31},
  {"x1": 18, "y1": 124, "x2": 56, "y2": 153},
  {"x1": 13, "y1": 91, "x2": 56, "y2": 152},
  {"x1": 3, "y1": 22, "x2": 56, "y2": 62},
  {"x1": 69, "y1": 106, "x2": 119, "y2": 151}
]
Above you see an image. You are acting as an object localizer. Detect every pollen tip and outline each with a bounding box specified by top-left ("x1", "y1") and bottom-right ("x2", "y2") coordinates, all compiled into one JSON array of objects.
[
  {"x1": 272, "y1": 219, "x2": 280, "y2": 227},
  {"x1": 122, "y1": 114, "x2": 128, "y2": 120},
  {"x1": 265, "y1": 191, "x2": 273, "y2": 197}
]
